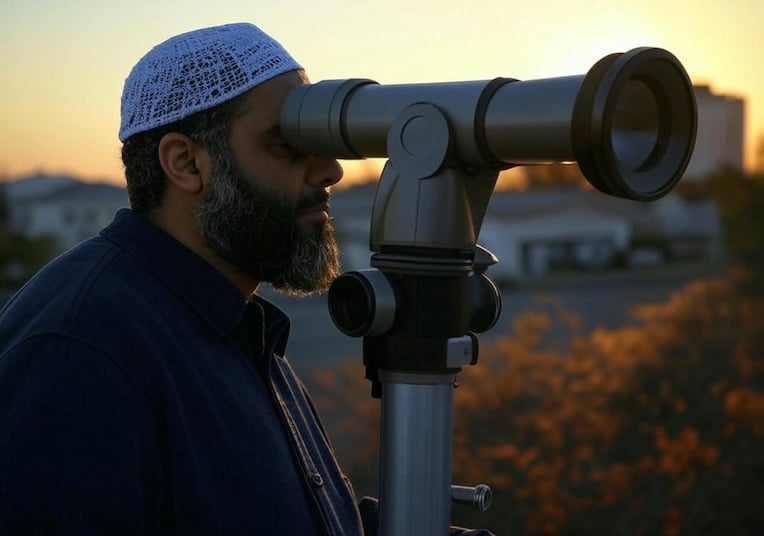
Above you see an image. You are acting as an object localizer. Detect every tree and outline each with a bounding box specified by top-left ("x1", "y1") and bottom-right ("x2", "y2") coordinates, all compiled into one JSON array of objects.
[
  {"x1": 0, "y1": 181, "x2": 10, "y2": 227},
  {"x1": 0, "y1": 228, "x2": 56, "y2": 293},
  {"x1": 707, "y1": 169, "x2": 764, "y2": 290}
]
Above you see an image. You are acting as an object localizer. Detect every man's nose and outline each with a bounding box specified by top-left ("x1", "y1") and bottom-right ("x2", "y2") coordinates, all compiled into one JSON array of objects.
[{"x1": 308, "y1": 157, "x2": 344, "y2": 187}]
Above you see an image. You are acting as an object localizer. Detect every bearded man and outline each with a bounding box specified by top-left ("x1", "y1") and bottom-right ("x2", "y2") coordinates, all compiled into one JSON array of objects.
[{"x1": 0, "y1": 23, "x2": 361, "y2": 535}]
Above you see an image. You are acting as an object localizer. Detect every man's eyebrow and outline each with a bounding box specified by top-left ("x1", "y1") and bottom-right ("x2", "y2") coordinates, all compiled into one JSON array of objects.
[{"x1": 261, "y1": 124, "x2": 283, "y2": 138}]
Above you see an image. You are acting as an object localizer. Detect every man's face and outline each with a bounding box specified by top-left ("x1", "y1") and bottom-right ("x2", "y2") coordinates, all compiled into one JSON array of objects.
[{"x1": 194, "y1": 71, "x2": 344, "y2": 296}]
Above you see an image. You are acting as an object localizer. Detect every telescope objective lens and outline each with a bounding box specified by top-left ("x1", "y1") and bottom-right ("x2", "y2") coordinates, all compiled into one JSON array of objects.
[{"x1": 611, "y1": 79, "x2": 661, "y2": 172}]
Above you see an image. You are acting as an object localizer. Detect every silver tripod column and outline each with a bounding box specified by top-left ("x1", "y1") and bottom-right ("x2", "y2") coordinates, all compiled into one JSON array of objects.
[{"x1": 378, "y1": 370, "x2": 457, "y2": 536}]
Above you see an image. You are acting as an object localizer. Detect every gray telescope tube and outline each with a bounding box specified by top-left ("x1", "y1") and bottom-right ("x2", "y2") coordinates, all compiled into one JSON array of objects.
[{"x1": 280, "y1": 47, "x2": 697, "y2": 201}]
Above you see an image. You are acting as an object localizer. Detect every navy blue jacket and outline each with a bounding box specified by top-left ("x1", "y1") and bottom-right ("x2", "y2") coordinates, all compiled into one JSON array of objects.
[{"x1": 0, "y1": 209, "x2": 365, "y2": 535}]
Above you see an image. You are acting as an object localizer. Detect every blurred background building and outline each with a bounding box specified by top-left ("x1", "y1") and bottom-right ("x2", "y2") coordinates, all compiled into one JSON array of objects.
[
  {"x1": 2, "y1": 175, "x2": 127, "y2": 252},
  {"x1": 684, "y1": 85, "x2": 745, "y2": 179}
]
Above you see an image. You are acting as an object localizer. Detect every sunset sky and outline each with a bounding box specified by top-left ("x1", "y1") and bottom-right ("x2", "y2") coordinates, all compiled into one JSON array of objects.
[{"x1": 1, "y1": 0, "x2": 761, "y2": 186}]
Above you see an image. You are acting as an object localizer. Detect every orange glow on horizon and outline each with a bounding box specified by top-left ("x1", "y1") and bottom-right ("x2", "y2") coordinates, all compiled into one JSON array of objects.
[{"x1": 2, "y1": 0, "x2": 762, "y2": 182}]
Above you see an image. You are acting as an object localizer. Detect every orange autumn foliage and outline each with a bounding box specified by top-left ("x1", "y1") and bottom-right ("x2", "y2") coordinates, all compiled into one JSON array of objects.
[{"x1": 309, "y1": 272, "x2": 764, "y2": 535}]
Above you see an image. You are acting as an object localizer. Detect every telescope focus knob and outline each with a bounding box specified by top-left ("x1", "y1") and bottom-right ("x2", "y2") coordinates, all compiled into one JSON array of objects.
[{"x1": 451, "y1": 484, "x2": 493, "y2": 512}]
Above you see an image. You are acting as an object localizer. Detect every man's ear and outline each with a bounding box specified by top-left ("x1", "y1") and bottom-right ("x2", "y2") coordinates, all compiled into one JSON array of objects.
[{"x1": 157, "y1": 132, "x2": 210, "y2": 194}]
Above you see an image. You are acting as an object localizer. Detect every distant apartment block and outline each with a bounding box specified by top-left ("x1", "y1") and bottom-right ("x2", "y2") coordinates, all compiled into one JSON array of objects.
[
  {"x1": 5, "y1": 175, "x2": 128, "y2": 251},
  {"x1": 683, "y1": 85, "x2": 745, "y2": 180}
]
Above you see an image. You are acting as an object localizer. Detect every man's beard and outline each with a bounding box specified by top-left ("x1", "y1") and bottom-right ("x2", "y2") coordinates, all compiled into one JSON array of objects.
[{"x1": 193, "y1": 156, "x2": 340, "y2": 297}]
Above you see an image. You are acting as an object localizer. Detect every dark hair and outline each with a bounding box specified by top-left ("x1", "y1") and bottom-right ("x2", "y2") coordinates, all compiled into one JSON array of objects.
[{"x1": 120, "y1": 92, "x2": 248, "y2": 213}]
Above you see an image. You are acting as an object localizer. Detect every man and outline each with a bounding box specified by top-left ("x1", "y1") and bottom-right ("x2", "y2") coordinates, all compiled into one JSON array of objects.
[
  {"x1": 0, "y1": 23, "x2": 491, "y2": 535},
  {"x1": 0, "y1": 21, "x2": 363, "y2": 534}
]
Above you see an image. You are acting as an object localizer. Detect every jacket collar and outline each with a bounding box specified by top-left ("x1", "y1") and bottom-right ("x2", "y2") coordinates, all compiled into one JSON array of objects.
[{"x1": 100, "y1": 208, "x2": 289, "y2": 340}]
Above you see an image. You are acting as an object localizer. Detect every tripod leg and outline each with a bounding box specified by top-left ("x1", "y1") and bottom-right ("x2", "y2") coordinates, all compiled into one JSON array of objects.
[{"x1": 378, "y1": 373, "x2": 456, "y2": 536}]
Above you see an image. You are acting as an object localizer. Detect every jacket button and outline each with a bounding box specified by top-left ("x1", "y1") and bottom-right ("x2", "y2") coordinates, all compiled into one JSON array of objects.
[{"x1": 311, "y1": 472, "x2": 324, "y2": 487}]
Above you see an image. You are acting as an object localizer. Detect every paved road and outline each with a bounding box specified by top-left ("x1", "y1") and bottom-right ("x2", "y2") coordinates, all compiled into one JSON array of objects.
[{"x1": 261, "y1": 263, "x2": 721, "y2": 377}]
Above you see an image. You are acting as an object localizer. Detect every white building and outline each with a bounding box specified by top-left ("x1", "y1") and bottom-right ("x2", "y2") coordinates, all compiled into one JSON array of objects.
[
  {"x1": 5, "y1": 175, "x2": 128, "y2": 251},
  {"x1": 684, "y1": 85, "x2": 745, "y2": 179},
  {"x1": 330, "y1": 184, "x2": 721, "y2": 284},
  {"x1": 480, "y1": 205, "x2": 632, "y2": 280}
]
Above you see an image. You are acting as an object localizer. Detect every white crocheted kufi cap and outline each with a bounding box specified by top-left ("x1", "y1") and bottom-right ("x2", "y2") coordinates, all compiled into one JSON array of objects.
[{"x1": 119, "y1": 22, "x2": 302, "y2": 142}]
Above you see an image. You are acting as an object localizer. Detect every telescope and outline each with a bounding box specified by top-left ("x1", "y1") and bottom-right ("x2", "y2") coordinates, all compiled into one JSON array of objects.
[
  {"x1": 281, "y1": 47, "x2": 696, "y2": 536},
  {"x1": 282, "y1": 47, "x2": 696, "y2": 202}
]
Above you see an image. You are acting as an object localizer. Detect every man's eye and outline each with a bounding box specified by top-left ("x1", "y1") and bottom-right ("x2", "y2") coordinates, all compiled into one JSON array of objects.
[{"x1": 270, "y1": 142, "x2": 301, "y2": 159}]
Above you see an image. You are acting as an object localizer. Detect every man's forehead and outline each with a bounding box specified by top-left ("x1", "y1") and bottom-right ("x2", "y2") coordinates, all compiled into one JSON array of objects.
[{"x1": 236, "y1": 70, "x2": 308, "y2": 122}]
